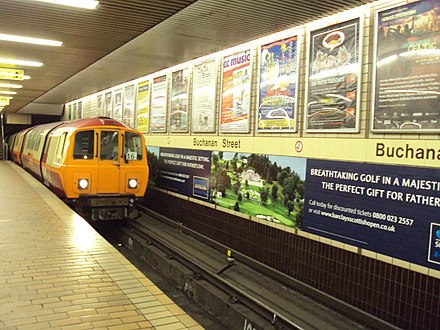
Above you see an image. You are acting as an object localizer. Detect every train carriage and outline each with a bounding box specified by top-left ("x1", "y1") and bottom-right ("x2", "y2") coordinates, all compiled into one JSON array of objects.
[{"x1": 9, "y1": 117, "x2": 149, "y2": 221}]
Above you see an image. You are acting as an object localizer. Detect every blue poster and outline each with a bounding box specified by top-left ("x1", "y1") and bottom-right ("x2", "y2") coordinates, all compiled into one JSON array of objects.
[
  {"x1": 304, "y1": 159, "x2": 440, "y2": 270},
  {"x1": 373, "y1": 0, "x2": 440, "y2": 131},
  {"x1": 157, "y1": 147, "x2": 211, "y2": 199},
  {"x1": 258, "y1": 36, "x2": 298, "y2": 131}
]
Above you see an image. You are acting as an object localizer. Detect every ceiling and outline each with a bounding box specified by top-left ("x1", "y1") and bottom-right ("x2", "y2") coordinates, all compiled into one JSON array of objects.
[{"x1": 0, "y1": 0, "x2": 377, "y2": 115}]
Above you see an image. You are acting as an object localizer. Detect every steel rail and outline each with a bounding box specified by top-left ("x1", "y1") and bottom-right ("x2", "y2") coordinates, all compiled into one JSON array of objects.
[
  {"x1": 126, "y1": 218, "x2": 307, "y2": 330},
  {"x1": 136, "y1": 205, "x2": 399, "y2": 330}
]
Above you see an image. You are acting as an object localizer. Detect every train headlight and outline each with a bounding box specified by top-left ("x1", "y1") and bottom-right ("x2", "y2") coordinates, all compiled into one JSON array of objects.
[
  {"x1": 78, "y1": 179, "x2": 89, "y2": 189},
  {"x1": 128, "y1": 178, "x2": 138, "y2": 189}
]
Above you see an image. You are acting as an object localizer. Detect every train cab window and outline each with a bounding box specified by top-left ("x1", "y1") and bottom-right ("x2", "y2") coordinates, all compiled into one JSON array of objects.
[
  {"x1": 100, "y1": 131, "x2": 119, "y2": 160},
  {"x1": 73, "y1": 130, "x2": 94, "y2": 160},
  {"x1": 124, "y1": 132, "x2": 142, "y2": 160}
]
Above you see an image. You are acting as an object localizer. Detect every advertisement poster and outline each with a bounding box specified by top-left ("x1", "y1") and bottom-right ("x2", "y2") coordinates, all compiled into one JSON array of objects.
[
  {"x1": 113, "y1": 89, "x2": 123, "y2": 121},
  {"x1": 306, "y1": 18, "x2": 360, "y2": 131},
  {"x1": 96, "y1": 93, "x2": 103, "y2": 117},
  {"x1": 123, "y1": 84, "x2": 135, "y2": 128},
  {"x1": 136, "y1": 80, "x2": 150, "y2": 133},
  {"x1": 170, "y1": 69, "x2": 189, "y2": 132},
  {"x1": 220, "y1": 49, "x2": 252, "y2": 133},
  {"x1": 192, "y1": 59, "x2": 217, "y2": 133},
  {"x1": 67, "y1": 104, "x2": 72, "y2": 120},
  {"x1": 303, "y1": 159, "x2": 440, "y2": 270},
  {"x1": 156, "y1": 147, "x2": 211, "y2": 199},
  {"x1": 72, "y1": 103, "x2": 77, "y2": 120},
  {"x1": 104, "y1": 91, "x2": 113, "y2": 118},
  {"x1": 150, "y1": 75, "x2": 168, "y2": 132},
  {"x1": 210, "y1": 152, "x2": 305, "y2": 227},
  {"x1": 77, "y1": 101, "x2": 82, "y2": 119},
  {"x1": 258, "y1": 35, "x2": 298, "y2": 131},
  {"x1": 373, "y1": 0, "x2": 440, "y2": 131},
  {"x1": 148, "y1": 146, "x2": 306, "y2": 226}
]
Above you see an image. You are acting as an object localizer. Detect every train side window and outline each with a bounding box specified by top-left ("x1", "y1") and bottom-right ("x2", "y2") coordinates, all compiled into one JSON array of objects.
[
  {"x1": 56, "y1": 133, "x2": 67, "y2": 161},
  {"x1": 73, "y1": 130, "x2": 94, "y2": 160},
  {"x1": 100, "y1": 131, "x2": 119, "y2": 160},
  {"x1": 35, "y1": 132, "x2": 42, "y2": 151},
  {"x1": 124, "y1": 132, "x2": 142, "y2": 160},
  {"x1": 27, "y1": 131, "x2": 35, "y2": 150}
]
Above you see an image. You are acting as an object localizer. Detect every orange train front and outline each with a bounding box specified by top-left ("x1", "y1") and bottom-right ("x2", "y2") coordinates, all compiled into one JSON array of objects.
[{"x1": 8, "y1": 117, "x2": 149, "y2": 221}]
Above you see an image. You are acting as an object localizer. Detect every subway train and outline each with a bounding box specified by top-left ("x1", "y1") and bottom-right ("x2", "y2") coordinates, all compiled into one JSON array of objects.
[{"x1": 7, "y1": 117, "x2": 149, "y2": 221}]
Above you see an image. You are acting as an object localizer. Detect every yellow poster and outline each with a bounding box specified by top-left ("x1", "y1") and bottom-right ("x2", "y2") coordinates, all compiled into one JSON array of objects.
[{"x1": 136, "y1": 80, "x2": 150, "y2": 133}]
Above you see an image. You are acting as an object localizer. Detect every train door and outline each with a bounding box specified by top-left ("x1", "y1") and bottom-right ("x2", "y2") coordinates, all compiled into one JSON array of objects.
[{"x1": 98, "y1": 130, "x2": 120, "y2": 193}]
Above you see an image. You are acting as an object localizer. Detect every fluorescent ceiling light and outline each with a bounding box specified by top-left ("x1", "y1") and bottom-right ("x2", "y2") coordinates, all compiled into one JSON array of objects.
[
  {"x1": 0, "y1": 83, "x2": 22, "y2": 89},
  {"x1": 0, "y1": 58, "x2": 43, "y2": 67},
  {"x1": 0, "y1": 91, "x2": 17, "y2": 95},
  {"x1": 34, "y1": 0, "x2": 99, "y2": 9},
  {"x1": 0, "y1": 33, "x2": 62, "y2": 47},
  {"x1": 23, "y1": 75, "x2": 31, "y2": 80}
]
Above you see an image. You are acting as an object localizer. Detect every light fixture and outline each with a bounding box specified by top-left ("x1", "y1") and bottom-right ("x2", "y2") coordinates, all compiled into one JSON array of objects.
[
  {"x1": 34, "y1": 0, "x2": 99, "y2": 9},
  {"x1": 0, "y1": 58, "x2": 43, "y2": 67},
  {"x1": 0, "y1": 33, "x2": 62, "y2": 47},
  {"x1": 0, "y1": 91, "x2": 17, "y2": 95},
  {"x1": 0, "y1": 83, "x2": 22, "y2": 89},
  {"x1": 78, "y1": 179, "x2": 89, "y2": 189},
  {"x1": 128, "y1": 179, "x2": 138, "y2": 189},
  {"x1": 23, "y1": 75, "x2": 31, "y2": 80}
]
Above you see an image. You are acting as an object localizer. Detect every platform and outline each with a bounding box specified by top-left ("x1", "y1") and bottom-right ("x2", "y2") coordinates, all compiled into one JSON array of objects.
[{"x1": 0, "y1": 161, "x2": 202, "y2": 330}]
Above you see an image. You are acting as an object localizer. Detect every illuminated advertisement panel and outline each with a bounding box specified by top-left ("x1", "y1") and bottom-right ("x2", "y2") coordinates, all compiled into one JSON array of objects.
[
  {"x1": 123, "y1": 84, "x2": 135, "y2": 128},
  {"x1": 192, "y1": 59, "x2": 217, "y2": 133},
  {"x1": 113, "y1": 89, "x2": 123, "y2": 121},
  {"x1": 150, "y1": 75, "x2": 168, "y2": 132},
  {"x1": 372, "y1": 0, "x2": 440, "y2": 131},
  {"x1": 258, "y1": 35, "x2": 299, "y2": 132},
  {"x1": 96, "y1": 93, "x2": 103, "y2": 117},
  {"x1": 136, "y1": 80, "x2": 150, "y2": 133},
  {"x1": 170, "y1": 68, "x2": 189, "y2": 132},
  {"x1": 306, "y1": 18, "x2": 361, "y2": 132},
  {"x1": 220, "y1": 49, "x2": 252, "y2": 133},
  {"x1": 104, "y1": 91, "x2": 113, "y2": 118}
]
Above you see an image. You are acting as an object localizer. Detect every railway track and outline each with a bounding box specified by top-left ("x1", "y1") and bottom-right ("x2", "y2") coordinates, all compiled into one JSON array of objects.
[{"x1": 111, "y1": 205, "x2": 397, "y2": 330}]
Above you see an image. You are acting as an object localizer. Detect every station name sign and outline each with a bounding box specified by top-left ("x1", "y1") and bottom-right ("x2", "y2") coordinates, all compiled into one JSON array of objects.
[{"x1": 193, "y1": 137, "x2": 242, "y2": 150}]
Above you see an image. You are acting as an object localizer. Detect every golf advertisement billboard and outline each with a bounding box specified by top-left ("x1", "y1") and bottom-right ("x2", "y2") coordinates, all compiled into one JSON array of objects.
[
  {"x1": 156, "y1": 147, "x2": 212, "y2": 199},
  {"x1": 148, "y1": 147, "x2": 306, "y2": 227},
  {"x1": 148, "y1": 145, "x2": 440, "y2": 270},
  {"x1": 303, "y1": 158, "x2": 440, "y2": 270}
]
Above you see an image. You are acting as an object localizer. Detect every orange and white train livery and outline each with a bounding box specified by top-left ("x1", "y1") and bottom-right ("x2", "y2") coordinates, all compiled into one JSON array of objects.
[{"x1": 8, "y1": 117, "x2": 149, "y2": 221}]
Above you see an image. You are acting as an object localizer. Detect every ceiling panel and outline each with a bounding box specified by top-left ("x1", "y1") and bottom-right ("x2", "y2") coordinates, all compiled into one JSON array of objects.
[{"x1": 0, "y1": 0, "x2": 378, "y2": 114}]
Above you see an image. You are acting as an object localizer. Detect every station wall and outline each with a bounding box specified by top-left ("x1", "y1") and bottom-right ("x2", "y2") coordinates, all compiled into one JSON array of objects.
[{"x1": 64, "y1": 0, "x2": 440, "y2": 277}]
